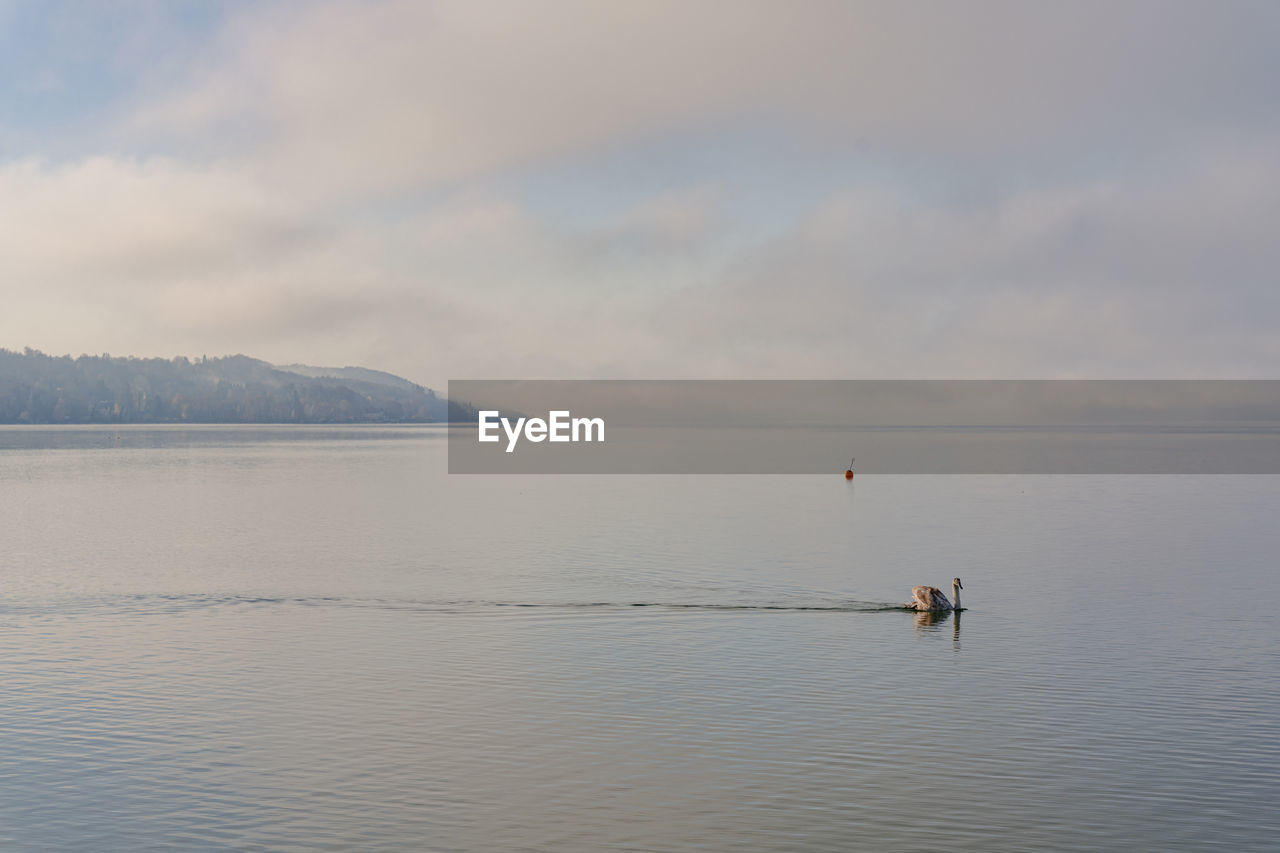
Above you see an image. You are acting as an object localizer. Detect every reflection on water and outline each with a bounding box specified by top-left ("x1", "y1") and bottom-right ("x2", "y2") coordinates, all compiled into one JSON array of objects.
[
  {"x1": 1, "y1": 428, "x2": 1278, "y2": 851},
  {"x1": 911, "y1": 607, "x2": 952, "y2": 629},
  {"x1": 910, "y1": 609, "x2": 963, "y2": 649}
]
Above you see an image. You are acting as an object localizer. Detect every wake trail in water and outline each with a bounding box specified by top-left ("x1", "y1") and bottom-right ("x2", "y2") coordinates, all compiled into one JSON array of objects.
[
  {"x1": 491, "y1": 600, "x2": 906, "y2": 613},
  {"x1": 2, "y1": 592, "x2": 910, "y2": 617}
]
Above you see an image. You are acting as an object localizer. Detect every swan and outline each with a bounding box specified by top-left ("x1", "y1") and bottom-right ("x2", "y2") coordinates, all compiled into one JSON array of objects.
[{"x1": 905, "y1": 577, "x2": 962, "y2": 611}]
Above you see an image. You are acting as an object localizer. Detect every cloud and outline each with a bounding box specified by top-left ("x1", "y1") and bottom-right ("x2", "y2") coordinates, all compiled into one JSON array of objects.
[
  {"x1": 5, "y1": 3, "x2": 1279, "y2": 383},
  {"x1": 120, "y1": 0, "x2": 1280, "y2": 199},
  {"x1": 0, "y1": 157, "x2": 320, "y2": 283},
  {"x1": 4, "y1": 131, "x2": 1280, "y2": 385},
  {"x1": 0, "y1": 156, "x2": 391, "y2": 364},
  {"x1": 652, "y1": 137, "x2": 1280, "y2": 378}
]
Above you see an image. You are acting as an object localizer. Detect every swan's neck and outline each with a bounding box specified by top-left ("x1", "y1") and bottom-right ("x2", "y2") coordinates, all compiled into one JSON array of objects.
[{"x1": 952, "y1": 583, "x2": 961, "y2": 610}]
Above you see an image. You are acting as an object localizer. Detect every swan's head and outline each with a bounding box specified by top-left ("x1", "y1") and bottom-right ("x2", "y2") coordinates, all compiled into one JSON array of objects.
[{"x1": 952, "y1": 577, "x2": 963, "y2": 589}]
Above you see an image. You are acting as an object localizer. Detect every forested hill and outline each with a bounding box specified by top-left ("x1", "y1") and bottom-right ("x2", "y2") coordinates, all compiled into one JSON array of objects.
[{"x1": 0, "y1": 349, "x2": 473, "y2": 424}]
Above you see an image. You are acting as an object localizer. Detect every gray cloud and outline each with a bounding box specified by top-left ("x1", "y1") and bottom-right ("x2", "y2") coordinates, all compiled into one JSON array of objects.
[
  {"x1": 4, "y1": 2, "x2": 1279, "y2": 384},
  {"x1": 651, "y1": 137, "x2": 1280, "y2": 379},
  {"x1": 5, "y1": 134, "x2": 1280, "y2": 384},
  {"x1": 120, "y1": 1, "x2": 1280, "y2": 198}
]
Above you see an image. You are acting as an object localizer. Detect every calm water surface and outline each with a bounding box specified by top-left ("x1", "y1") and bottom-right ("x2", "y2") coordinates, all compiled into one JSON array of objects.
[{"x1": 1, "y1": 426, "x2": 1277, "y2": 850}]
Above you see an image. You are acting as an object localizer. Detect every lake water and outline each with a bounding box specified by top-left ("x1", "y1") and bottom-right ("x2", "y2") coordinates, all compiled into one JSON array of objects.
[{"x1": 1, "y1": 426, "x2": 1277, "y2": 850}]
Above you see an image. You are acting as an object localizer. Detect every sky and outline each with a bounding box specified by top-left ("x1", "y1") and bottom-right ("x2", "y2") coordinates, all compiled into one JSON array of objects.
[{"x1": 1, "y1": 0, "x2": 1278, "y2": 388}]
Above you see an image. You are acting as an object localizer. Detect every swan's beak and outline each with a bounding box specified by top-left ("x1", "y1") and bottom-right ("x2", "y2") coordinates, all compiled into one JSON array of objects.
[{"x1": 956, "y1": 579, "x2": 963, "y2": 589}]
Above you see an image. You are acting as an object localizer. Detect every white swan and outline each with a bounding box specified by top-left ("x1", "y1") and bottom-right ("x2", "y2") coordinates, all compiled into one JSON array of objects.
[{"x1": 905, "y1": 577, "x2": 962, "y2": 611}]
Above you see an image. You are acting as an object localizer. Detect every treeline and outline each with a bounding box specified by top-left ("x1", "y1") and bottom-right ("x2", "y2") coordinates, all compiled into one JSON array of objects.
[{"x1": 0, "y1": 348, "x2": 473, "y2": 424}]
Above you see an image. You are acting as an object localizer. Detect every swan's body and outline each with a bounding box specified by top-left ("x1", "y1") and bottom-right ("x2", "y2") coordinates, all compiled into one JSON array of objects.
[{"x1": 905, "y1": 577, "x2": 963, "y2": 611}]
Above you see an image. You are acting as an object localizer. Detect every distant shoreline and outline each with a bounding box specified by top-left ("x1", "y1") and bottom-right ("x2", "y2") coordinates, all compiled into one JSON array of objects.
[{"x1": 0, "y1": 348, "x2": 474, "y2": 425}]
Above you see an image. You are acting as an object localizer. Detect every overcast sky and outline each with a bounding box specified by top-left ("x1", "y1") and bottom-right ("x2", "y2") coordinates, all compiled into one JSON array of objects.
[{"x1": 1, "y1": 1, "x2": 1277, "y2": 387}]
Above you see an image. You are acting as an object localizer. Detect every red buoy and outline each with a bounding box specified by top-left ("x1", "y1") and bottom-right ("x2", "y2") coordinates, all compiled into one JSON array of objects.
[{"x1": 844, "y1": 469, "x2": 854, "y2": 479}]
